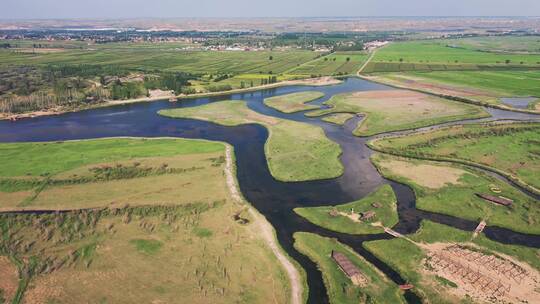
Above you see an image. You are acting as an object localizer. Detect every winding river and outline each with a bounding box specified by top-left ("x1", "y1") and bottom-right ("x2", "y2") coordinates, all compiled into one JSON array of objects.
[{"x1": 1, "y1": 78, "x2": 539, "y2": 303}]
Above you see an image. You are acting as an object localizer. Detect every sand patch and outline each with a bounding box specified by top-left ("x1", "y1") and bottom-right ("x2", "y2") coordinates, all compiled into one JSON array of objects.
[
  {"x1": 0, "y1": 256, "x2": 19, "y2": 303},
  {"x1": 420, "y1": 242, "x2": 540, "y2": 304},
  {"x1": 377, "y1": 159, "x2": 466, "y2": 189}
]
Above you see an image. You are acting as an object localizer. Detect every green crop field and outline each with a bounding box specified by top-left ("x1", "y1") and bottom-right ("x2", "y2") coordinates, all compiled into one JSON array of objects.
[
  {"x1": 294, "y1": 184, "x2": 398, "y2": 234},
  {"x1": 288, "y1": 52, "x2": 369, "y2": 76},
  {"x1": 363, "y1": 40, "x2": 540, "y2": 73},
  {"x1": 444, "y1": 36, "x2": 540, "y2": 53},
  {"x1": 370, "y1": 153, "x2": 540, "y2": 235},
  {"x1": 159, "y1": 100, "x2": 343, "y2": 182},
  {"x1": 294, "y1": 232, "x2": 405, "y2": 304}
]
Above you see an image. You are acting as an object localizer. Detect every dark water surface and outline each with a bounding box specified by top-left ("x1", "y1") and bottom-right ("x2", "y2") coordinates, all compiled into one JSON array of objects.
[{"x1": 1, "y1": 78, "x2": 539, "y2": 303}]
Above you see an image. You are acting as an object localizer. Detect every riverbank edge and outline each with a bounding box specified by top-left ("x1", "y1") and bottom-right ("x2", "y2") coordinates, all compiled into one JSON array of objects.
[{"x1": 0, "y1": 77, "x2": 343, "y2": 122}]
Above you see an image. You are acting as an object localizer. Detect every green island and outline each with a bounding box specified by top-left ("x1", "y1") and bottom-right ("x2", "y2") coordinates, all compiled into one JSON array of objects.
[
  {"x1": 364, "y1": 220, "x2": 540, "y2": 304},
  {"x1": 369, "y1": 122, "x2": 540, "y2": 193},
  {"x1": 263, "y1": 91, "x2": 324, "y2": 113},
  {"x1": 293, "y1": 232, "x2": 405, "y2": 304},
  {"x1": 158, "y1": 100, "x2": 343, "y2": 182},
  {"x1": 0, "y1": 138, "x2": 292, "y2": 303},
  {"x1": 306, "y1": 90, "x2": 489, "y2": 136},
  {"x1": 370, "y1": 153, "x2": 540, "y2": 235},
  {"x1": 294, "y1": 184, "x2": 398, "y2": 234}
]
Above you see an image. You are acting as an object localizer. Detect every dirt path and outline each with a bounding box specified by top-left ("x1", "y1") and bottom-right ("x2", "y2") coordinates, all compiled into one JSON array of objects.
[
  {"x1": 224, "y1": 145, "x2": 303, "y2": 304},
  {"x1": 357, "y1": 47, "x2": 379, "y2": 75}
]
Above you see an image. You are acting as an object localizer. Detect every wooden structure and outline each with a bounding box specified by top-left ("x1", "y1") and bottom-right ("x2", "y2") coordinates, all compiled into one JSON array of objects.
[
  {"x1": 331, "y1": 251, "x2": 365, "y2": 286},
  {"x1": 399, "y1": 284, "x2": 414, "y2": 290},
  {"x1": 475, "y1": 193, "x2": 513, "y2": 207}
]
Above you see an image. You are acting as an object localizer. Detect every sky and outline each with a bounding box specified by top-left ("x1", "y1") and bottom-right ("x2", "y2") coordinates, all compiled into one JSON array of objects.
[{"x1": 2, "y1": 0, "x2": 540, "y2": 19}]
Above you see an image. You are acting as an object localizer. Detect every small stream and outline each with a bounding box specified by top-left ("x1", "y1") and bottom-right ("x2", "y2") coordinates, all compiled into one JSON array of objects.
[{"x1": 1, "y1": 78, "x2": 539, "y2": 303}]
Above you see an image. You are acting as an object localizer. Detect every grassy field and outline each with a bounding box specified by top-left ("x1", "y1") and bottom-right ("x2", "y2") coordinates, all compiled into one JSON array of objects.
[
  {"x1": 370, "y1": 122, "x2": 540, "y2": 192},
  {"x1": 0, "y1": 138, "x2": 233, "y2": 210},
  {"x1": 159, "y1": 100, "x2": 343, "y2": 182},
  {"x1": 0, "y1": 137, "x2": 292, "y2": 304},
  {"x1": 294, "y1": 184, "x2": 398, "y2": 234},
  {"x1": 293, "y1": 232, "x2": 405, "y2": 304},
  {"x1": 364, "y1": 220, "x2": 540, "y2": 303},
  {"x1": 264, "y1": 91, "x2": 324, "y2": 113},
  {"x1": 305, "y1": 90, "x2": 489, "y2": 136},
  {"x1": 370, "y1": 153, "x2": 540, "y2": 235},
  {"x1": 321, "y1": 113, "x2": 356, "y2": 125},
  {"x1": 288, "y1": 52, "x2": 369, "y2": 76}
]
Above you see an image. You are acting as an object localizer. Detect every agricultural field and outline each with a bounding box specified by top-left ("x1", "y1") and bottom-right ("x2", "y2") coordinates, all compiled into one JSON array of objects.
[
  {"x1": 370, "y1": 122, "x2": 540, "y2": 193},
  {"x1": 264, "y1": 91, "x2": 324, "y2": 113},
  {"x1": 366, "y1": 71, "x2": 540, "y2": 110},
  {"x1": 294, "y1": 184, "x2": 398, "y2": 234},
  {"x1": 364, "y1": 40, "x2": 540, "y2": 73},
  {"x1": 444, "y1": 36, "x2": 540, "y2": 54},
  {"x1": 293, "y1": 232, "x2": 405, "y2": 304},
  {"x1": 305, "y1": 90, "x2": 489, "y2": 136},
  {"x1": 0, "y1": 137, "x2": 292, "y2": 304},
  {"x1": 364, "y1": 220, "x2": 540, "y2": 304},
  {"x1": 370, "y1": 153, "x2": 540, "y2": 235},
  {"x1": 288, "y1": 51, "x2": 369, "y2": 76},
  {"x1": 158, "y1": 100, "x2": 343, "y2": 181}
]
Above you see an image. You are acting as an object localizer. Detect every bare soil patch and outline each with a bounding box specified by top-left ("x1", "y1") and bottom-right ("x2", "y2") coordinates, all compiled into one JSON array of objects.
[
  {"x1": 421, "y1": 242, "x2": 540, "y2": 304},
  {"x1": 376, "y1": 158, "x2": 466, "y2": 189}
]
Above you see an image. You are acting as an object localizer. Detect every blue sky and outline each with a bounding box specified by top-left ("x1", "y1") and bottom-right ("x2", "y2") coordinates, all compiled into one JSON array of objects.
[{"x1": 2, "y1": 0, "x2": 540, "y2": 19}]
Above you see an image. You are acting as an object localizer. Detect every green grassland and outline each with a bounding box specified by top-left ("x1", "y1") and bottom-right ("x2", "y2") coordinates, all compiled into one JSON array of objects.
[
  {"x1": 0, "y1": 138, "x2": 233, "y2": 210},
  {"x1": 370, "y1": 122, "x2": 540, "y2": 192},
  {"x1": 264, "y1": 91, "x2": 324, "y2": 113},
  {"x1": 159, "y1": 100, "x2": 343, "y2": 182},
  {"x1": 288, "y1": 52, "x2": 369, "y2": 76},
  {"x1": 293, "y1": 232, "x2": 405, "y2": 304},
  {"x1": 305, "y1": 91, "x2": 489, "y2": 136},
  {"x1": 294, "y1": 184, "x2": 398, "y2": 234},
  {"x1": 370, "y1": 153, "x2": 540, "y2": 235},
  {"x1": 364, "y1": 220, "x2": 540, "y2": 303},
  {"x1": 321, "y1": 113, "x2": 356, "y2": 125},
  {"x1": 0, "y1": 137, "x2": 292, "y2": 304}
]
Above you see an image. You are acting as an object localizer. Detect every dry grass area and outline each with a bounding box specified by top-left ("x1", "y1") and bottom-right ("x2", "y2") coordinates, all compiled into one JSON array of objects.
[
  {"x1": 307, "y1": 89, "x2": 488, "y2": 136},
  {"x1": 373, "y1": 158, "x2": 466, "y2": 189},
  {"x1": 0, "y1": 256, "x2": 18, "y2": 303},
  {"x1": 421, "y1": 243, "x2": 540, "y2": 304},
  {"x1": 22, "y1": 205, "x2": 290, "y2": 304}
]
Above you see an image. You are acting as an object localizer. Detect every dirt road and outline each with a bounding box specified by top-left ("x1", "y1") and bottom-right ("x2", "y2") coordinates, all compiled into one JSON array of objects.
[{"x1": 224, "y1": 145, "x2": 303, "y2": 304}]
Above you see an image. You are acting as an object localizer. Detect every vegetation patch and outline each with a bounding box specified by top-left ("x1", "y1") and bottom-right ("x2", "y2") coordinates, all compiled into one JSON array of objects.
[
  {"x1": 306, "y1": 90, "x2": 489, "y2": 136},
  {"x1": 321, "y1": 113, "x2": 356, "y2": 125},
  {"x1": 130, "y1": 239, "x2": 164, "y2": 255},
  {"x1": 294, "y1": 184, "x2": 398, "y2": 234},
  {"x1": 263, "y1": 91, "x2": 323, "y2": 113},
  {"x1": 293, "y1": 232, "x2": 405, "y2": 304},
  {"x1": 159, "y1": 100, "x2": 343, "y2": 181}
]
